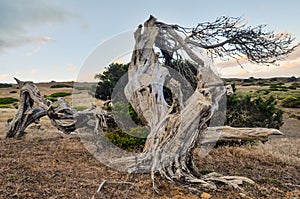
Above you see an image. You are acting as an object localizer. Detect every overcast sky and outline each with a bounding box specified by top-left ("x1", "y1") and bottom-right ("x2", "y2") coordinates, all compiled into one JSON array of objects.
[{"x1": 0, "y1": 0, "x2": 300, "y2": 83}]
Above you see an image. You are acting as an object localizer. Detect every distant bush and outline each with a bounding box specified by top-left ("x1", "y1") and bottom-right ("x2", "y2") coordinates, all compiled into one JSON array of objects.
[
  {"x1": 287, "y1": 76, "x2": 297, "y2": 82},
  {"x1": 226, "y1": 94, "x2": 283, "y2": 129},
  {"x1": 256, "y1": 89, "x2": 270, "y2": 95},
  {"x1": 50, "y1": 84, "x2": 73, "y2": 88},
  {"x1": 269, "y1": 83, "x2": 289, "y2": 91},
  {"x1": 0, "y1": 83, "x2": 12, "y2": 88},
  {"x1": 0, "y1": 97, "x2": 19, "y2": 104},
  {"x1": 9, "y1": 90, "x2": 17, "y2": 94},
  {"x1": 288, "y1": 83, "x2": 298, "y2": 90},
  {"x1": 49, "y1": 92, "x2": 71, "y2": 98},
  {"x1": 288, "y1": 85, "x2": 297, "y2": 90},
  {"x1": 281, "y1": 96, "x2": 300, "y2": 108}
]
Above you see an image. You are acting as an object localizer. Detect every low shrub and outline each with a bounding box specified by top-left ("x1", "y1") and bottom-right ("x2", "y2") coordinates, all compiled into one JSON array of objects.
[
  {"x1": 105, "y1": 126, "x2": 148, "y2": 152},
  {"x1": 50, "y1": 84, "x2": 73, "y2": 88},
  {"x1": 226, "y1": 94, "x2": 283, "y2": 129},
  {"x1": 0, "y1": 97, "x2": 19, "y2": 104},
  {"x1": 49, "y1": 92, "x2": 71, "y2": 98},
  {"x1": 0, "y1": 83, "x2": 12, "y2": 88},
  {"x1": 281, "y1": 96, "x2": 300, "y2": 108},
  {"x1": 288, "y1": 84, "x2": 298, "y2": 90},
  {"x1": 9, "y1": 90, "x2": 17, "y2": 94}
]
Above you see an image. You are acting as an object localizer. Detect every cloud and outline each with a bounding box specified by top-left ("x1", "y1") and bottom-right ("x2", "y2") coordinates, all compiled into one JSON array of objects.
[
  {"x1": 285, "y1": 47, "x2": 300, "y2": 61},
  {"x1": 67, "y1": 64, "x2": 78, "y2": 71},
  {"x1": 216, "y1": 46, "x2": 300, "y2": 78},
  {"x1": 0, "y1": 74, "x2": 9, "y2": 80},
  {"x1": 0, "y1": 0, "x2": 73, "y2": 53},
  {"x1": 30, "y1": 69, "x2": 39, "y2": 75},
  {"x1": 25, "y1": 37, "x2": 55, "y2": 56}
]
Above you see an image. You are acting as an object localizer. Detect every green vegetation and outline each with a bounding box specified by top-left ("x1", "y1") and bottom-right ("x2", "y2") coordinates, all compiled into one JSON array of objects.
[
  {"x1": 50, "y1": 84, "x2": 73, "y2": 88},
  {"x1": 269, "y1": 83, "x2": 289, "y2": 91},
  {"x1": 45, "y1": 92, "x2": 72, "y2": 102},
  {"x1": 281, "y1": 96, "x2": 300, "y2": 108},
  {"x1": 226, "y1": 94, "x2": 283, "y2": 129},
  {"x1": 0, "y1": 97, "x2": 19, "y2": 104},
  {"x1": 49, "y1": 92, "x2": 72, "y2": 98},
  {"x1": 105, "y1": 127, "x2": 148, "y2": 151},
  {"x1": 9, "y1": 90, "x2": 17, "y2": 94},
  {"x1": 104, "y1": 102, "x2": 147, "y2": 151},
  {"x1": 0, "y1": 83, "x2": 12, "y2": 88},
  {"x1": 94, "y1": 63, "x2": 129, "y2": 100}
]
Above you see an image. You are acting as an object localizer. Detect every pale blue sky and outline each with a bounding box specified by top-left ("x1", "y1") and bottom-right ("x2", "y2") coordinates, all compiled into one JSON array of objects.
[{"x1": 1, "y1": 0, "x2": 300, "y2": 83}]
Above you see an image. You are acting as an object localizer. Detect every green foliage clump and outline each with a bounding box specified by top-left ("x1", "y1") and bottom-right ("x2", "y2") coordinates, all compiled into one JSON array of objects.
[
  {"x1": 281, "y1": 96, "x2": 300, "y2": 108},
  {"x1": 0, "y1": 97, "x2": 19, "y2": 104},
  {"x1": 288, "y1": 83, "x2": 299, "y2": 90},
  {"x1": 95, "y1": 63, "x2": 129, "y2": 100},
  {"x1": 45, "y1": 92, "x2": 71, "y2": 102},
  {"x1": 9, "y1": 90, "x2": 17, "y2": 94},
  {"x1": 0, "y1": 83, "x2": 12, "y2": 88},
  {"x1": 226, "y1": 94, "x2": 283, "y2": 129},
  {"x1": 269, "y1": 83, "x2": 290, "y2": 91},
  {"x1": 50, "y1": 84, "x2": 73, "y2": 88},
  {"x1": 105, "y1": 127, "x2": 148, "y2": 151},
  {"x1": 49, "y1": 92, "x2": 71, "y2": 98},
  {"x1": 105, "y1": 102, "x2": 148, "y2": 151}
]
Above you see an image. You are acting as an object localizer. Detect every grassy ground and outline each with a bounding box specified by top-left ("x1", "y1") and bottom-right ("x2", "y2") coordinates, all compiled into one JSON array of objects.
[{"x1": 0, "y1": 82, "x2": 299, "y2": 198}]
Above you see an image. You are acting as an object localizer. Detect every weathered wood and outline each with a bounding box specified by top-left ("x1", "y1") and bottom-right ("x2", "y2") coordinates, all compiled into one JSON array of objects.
[
  {"x1": 6, "y1": 78, "x2": 48, "y2": 137},
  {"x1": 202, "y1": 126, "x2": 283, "y2": 144},
  {"x1": 6, "y1": 78, "x2": 112, "y2": 138}
]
